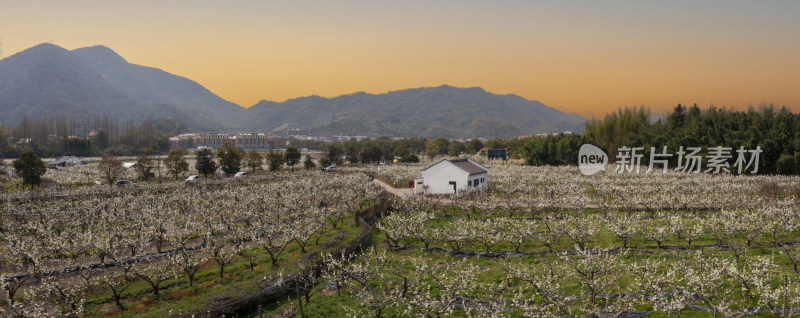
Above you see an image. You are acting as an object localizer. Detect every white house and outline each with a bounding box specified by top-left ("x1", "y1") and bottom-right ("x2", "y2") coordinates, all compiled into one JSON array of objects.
[{"x1": 414, "y1": 159, "x2": 488, "y2": 195}]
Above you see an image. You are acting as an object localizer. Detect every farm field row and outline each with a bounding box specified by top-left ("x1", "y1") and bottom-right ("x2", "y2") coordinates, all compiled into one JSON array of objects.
[
  {"x1": 3, "y1": 162, "x2": 800, "y2": 317},
  {"x1": 0, "y1": 171, "x2": 381, "y2": 317},
  {"x1": 260, "y1": 164, "x2": 800, "y2": 317}
]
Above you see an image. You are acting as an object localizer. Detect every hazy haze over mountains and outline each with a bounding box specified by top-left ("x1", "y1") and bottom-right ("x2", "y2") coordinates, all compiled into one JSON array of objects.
[{"x1": 0, "y1": 43, "x2": 585, "y2": 138}]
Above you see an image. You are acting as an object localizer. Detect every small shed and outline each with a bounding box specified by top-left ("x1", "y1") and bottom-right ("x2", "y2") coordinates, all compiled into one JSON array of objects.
[
  {"x1": 48, "y1": 156, "x2": 83, "y2": 167},
  {"x1": 415, "y1": 158, "x2": 488, "y2": 195}
]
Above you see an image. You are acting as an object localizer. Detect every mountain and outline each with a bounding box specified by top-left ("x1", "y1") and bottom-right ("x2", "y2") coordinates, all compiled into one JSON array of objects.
[
  {"x1": 71, "y1": 45, "x2": 242, "y2": 126},
  {"x1": 0, "y1": 43, "x2": 130, "y2": 124},
  {"x1": 0, "y1": 43, "x2": 238, "y2": 130},
  {"x1": 240, "y1": 85, "x2": 585, "y2": 138},
  {"x1": 0, "y1": 43, "x2": 585, "y2": 139}
]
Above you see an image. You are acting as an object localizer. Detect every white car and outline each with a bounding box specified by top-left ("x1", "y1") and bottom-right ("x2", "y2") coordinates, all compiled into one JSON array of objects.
[
  {"x1": 185, "y1": 175, "x2": 200, "y2": 183},
  {"x1": 234, "y1": 171, "x2": 247, "y2": 179}
]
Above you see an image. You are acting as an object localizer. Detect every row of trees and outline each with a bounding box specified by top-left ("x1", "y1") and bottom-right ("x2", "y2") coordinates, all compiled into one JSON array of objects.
[
  {"x1": 6, "y1": 104, "x2": 798, "y2": 174},
  {"x1": 191, "y1": 143, "x2": 306, "y2": 177},
  {"x1": 297, "y1": 105, "x2": 800, "y2": 176},
  {"x1": 517, "y1": 105, "x2": 800, "y2": 174},
  {"x1": 380, "y1": 200, "x2": 799, "y2": 259},
  {"x1": 3, "y1": 144, "x2": 316, "y2": 190},
  {"x1": 0, "y1": 171, "x2": 379, "y2": 315},
  {"x1": 1, "y1": 115, "x2": 499, "y2": 164},
  {"x1": 6, "y1": 151, "x2": 47, "y2": 188},
  {"x1": 0, "y1": 117, "x2": 178, "y2": 158},
  {"x1": 92, "y1": 143, "x2": 312, "y2": 186},
  {"x1": 301, "y1": 137, "x2": 509, "y2": 166}
]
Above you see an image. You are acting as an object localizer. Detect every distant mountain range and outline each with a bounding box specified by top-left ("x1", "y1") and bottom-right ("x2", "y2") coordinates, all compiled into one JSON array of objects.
[
  {"x1": 0, "y1": 43, "x2": 237, "y2": 130},
  {"x1": 0, "y1": 43, "x2": 585, "y2": 138},
  {"x1": 240, "y1": 86, "x2": 585, "y2": 138}
]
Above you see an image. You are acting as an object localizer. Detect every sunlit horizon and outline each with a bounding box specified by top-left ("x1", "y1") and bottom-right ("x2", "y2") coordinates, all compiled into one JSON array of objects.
[{"x1": 2, "y1": 0, "x2": 798, "y2": 119}]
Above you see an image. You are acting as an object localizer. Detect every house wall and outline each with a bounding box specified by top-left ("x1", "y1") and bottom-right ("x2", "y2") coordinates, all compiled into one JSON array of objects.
[
  {"x1": 421, "y1": 162, "x2": 469, "y2": 194},
  {"x1": 413, "y1": 177, "x2": 425, "y2": 195},
  {"x1": 466, "y1": 172, "x2": 488, "y2": 190}
]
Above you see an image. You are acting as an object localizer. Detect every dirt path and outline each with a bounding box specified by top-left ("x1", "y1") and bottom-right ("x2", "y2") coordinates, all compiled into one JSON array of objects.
[{"x1": 372, "y1": 179, "x2": 413, "y2": 198}]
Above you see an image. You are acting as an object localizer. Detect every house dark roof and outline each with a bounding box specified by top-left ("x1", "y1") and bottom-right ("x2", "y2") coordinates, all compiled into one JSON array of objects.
[
  {"x1": 48, "y1": 156, "x2": 83, "y2": 166},
  {"x1": 422, "y1": 158, "x2": 488, "y2": 176},
  {"x1": 449, "y1": 159, "x2": 488, "y2": 175}
]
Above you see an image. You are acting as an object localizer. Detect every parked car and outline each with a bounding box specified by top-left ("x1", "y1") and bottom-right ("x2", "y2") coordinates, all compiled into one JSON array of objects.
[
  {"x1": 114, "y1": 180, "x2": 137, "y2": 187},
  {"x1": 234, "y1": 171, "x2": 247, "y2": 179},
  {"x1": 185, "y1": 175, "x2": 200, "y2": 183},
  {"x1": 323, "y1": 165, "x2": 336, "y2": 172}
]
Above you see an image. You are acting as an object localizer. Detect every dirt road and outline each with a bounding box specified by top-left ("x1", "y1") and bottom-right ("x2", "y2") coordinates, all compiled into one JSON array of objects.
[{"x1": 372, "y1": 179, "x2": 413, "y2": 198}]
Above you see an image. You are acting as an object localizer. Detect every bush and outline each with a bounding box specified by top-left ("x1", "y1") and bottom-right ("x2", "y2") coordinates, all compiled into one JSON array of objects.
[
  {"x1": 304, "y1": 155, "x2": 316, "y2": 170},
  {"x1": 98, "y1": 153, "x2": 124, "y2": 187},
  {"x1": 245, "y1": 150, "x2": 264, "y2": 174},
  {"x1": 320, "y1": 157, "x2": 332, "y2": 169},
  {"x1": 758, "y1": 180, "x2": 782, "y2": 198},
  {"x1": 777, "y1": 154, "x2": 797, "y2": 175},
  {"x1": 284, "y1": 147, "x2": 302, "y2": 169},
  {"x1": 217, "y1": 142, "x2": 245, "y2": 175},
  {"x1": 266, "y1": 150, "x2": 285, "y2": 172},
  {"x1": 400, "y1": 154, "x2": 419, "y2": 163},
  {"x1": 13, "y1": 151, "x2": 47, "y2": 188},
  {"x1": 196, "y1": 148, "x2": 218, "y2": 177},
  {"x1": 790, "y1": 183, "x2": 800, "y2": 199},
  {"x1": 136, "y1": 149, "x2": 156, "y2": 181},
  {"x1": 165, "y1": 148, "x2": 189, "y2": 179}
]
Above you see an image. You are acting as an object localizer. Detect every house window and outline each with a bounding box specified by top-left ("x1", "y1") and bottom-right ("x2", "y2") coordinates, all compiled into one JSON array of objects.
[
  {"x1": 481, "y1": 177, "x2": 485, "y2": 183},
  {"x1": 467, "y1": 180, "x2": 472, "y2": 187}
]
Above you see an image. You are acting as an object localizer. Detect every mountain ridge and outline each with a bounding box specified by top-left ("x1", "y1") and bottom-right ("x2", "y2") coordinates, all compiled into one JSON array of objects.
[
  {"x1": 0, "y1": 43, "x2": 227, "y2": 131},
  {"x1": 240, "y1": 85, "x2": 585, "y2": 138},
  {"x1": 0, "y1": 43, "x2": 585, "y2": 138},
  {"x1": 71, "y1": 45, "x2": 242, "y2": 128}
]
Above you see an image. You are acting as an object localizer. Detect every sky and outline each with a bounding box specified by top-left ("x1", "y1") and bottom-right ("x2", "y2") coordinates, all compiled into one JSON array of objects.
[{"x1": 1, "y1": 0, "x2": 798, "y2": 118}]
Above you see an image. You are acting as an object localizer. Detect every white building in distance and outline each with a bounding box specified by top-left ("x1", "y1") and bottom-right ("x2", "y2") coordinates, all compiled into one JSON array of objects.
[
  {"x1": 414, "y1": 159, "x2": 488, "y2": 195},
  {"x1": 48, "y1": 156, "x2": 83, "y2": 167}
]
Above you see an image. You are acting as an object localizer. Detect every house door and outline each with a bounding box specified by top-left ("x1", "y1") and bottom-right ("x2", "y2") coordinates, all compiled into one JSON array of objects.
[{"x1": 449, "y1": 181, "x2": 456, "y2": 193}]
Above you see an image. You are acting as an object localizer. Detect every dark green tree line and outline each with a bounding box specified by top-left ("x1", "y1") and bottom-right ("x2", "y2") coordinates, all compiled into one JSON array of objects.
[{"x1": 523, "y1": 104, "x2": 800, "y2": 175}]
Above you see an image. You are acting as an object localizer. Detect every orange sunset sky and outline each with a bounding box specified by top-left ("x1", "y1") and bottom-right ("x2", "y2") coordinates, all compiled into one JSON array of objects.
[{"x1": 1, "y1": 0, "x2": 798, "y2": 118}]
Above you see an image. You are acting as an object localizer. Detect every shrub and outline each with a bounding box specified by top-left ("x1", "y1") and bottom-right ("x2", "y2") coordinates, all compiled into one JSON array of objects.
[
  {"x1": 758, "y1": 180, "x2": 782, "y2": 198},
  {"x1": 12, "y1": 151, "x2": 47, "y2": 187}
]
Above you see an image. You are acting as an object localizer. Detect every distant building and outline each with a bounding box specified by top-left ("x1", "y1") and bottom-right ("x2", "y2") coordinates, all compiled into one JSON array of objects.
[
  {"x1": 520, "y1": 132, "x2": 573, "y2": 139},
  {"x1": 414, "y1": 159, "x2": 489, "y2": 195},
  {"x1": 268, "y1": 136, "x2": 289, "y2": 149},
  {"x1": 232, "y1": 133, "x2": 273, "y2": 149},
  {"x1": 48, "y1": 156, "x2": 83, "y2": 167},
  {"x1": 170, "y1": 132, "x2": 289, "y2": 150}
]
